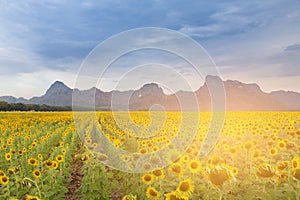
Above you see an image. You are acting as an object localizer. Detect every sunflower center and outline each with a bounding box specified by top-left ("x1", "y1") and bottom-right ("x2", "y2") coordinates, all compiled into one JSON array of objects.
[
  {"x1": 173, "y1": 165, "x2": 181, "y2": 173},
  {"x1": 179, "y1": 182, "x2": 190, "y2": 192},
  {"x1": 153, "y1": 170, "x2": 162, "y2": 176},
  {"x1": 46, "y1": 161, "x2": 52, "y2": 166},
  {"x1": 279, "y1": 143, "x2": 284, "y2": 147},
  {"x1": 191, "y1": 162, "x2": 198, "y2": 169},
  {"x1": 149, "y1": 189, "x2": 158, "y2": 197},
  {"x1": 271, "y1": 150, "x2": 275, "y2": 154},
  {"x1": 293, "y1": 161, "x2": 298, "y2": 168},
  {"x1": 144, "y1": 175, "x2": 151, "y2": 182},
  {"x1": 245, "y1": 143, "x2": 252, "y2": 149}
]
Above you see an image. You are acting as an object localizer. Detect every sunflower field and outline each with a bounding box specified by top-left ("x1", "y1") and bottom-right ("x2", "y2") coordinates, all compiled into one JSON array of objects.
[{"x1": 0, "y1": 111, "x2": 299, "y2": 200}]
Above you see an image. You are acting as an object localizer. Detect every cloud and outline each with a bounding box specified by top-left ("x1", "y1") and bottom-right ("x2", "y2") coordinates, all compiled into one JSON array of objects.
[
  {"x1": 178, "y1": 1, "x2": 273, "y2": 39},
  {"x1": 1, "y1": 0, "x2": 300, "y2": 97},
  {"x1": 284, "y1": 44, "x2": 300, "y2": 51}
]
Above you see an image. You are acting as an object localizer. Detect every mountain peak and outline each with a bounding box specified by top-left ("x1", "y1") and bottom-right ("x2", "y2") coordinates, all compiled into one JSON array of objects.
[
  {"x1": 138, "y1": 83, "x2": 164, "y2": 96},
  {"x1": 205, "y1": 75, "x2": 222, "y2": 81},
  {"x1": 45, "y1": 81, "x2": 72, "y2": 96},
  {"x1": 53, "y1": 80, "x2": 65, "y2": 85},
  {"x1": 224, "y1": 79, "x2": 261, "y2": 92},
  {"x1": 141, "y1": 82, "x2": 159, "y2": 88}
]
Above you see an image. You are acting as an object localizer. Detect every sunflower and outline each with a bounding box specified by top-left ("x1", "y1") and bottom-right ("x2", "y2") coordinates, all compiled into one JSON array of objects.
[
  {"x1": 188, "y1": 159, "x2": 202, "y2": 173},
  {"x1": 146, "y1": 186, "x2": 160, "y2": 199},
  {"x1": 8, "y1": 168, "x2": 14, "y2": 175},
  {"x1": 186, "y1": 147, "x2": 194, "y2": 155},
  {"x1": 292, "y1": 156, "x2": 300, "y2": 169},
  {"x1": 256, "y1": 164, "x2": 276, "y2": 178},
  {"x1": 168, "y1": 163, "x2": 182, "y2": 177},
  {"x1": 44, "y1": 160, "x2": 53, "y2": 168},
  {"x1": 231, "y1": 167, "x2": 239, "y2": 175},
  {"x1": 152, "y1": 168, "x2": 164, "y2": 179},
  {"x1": 0, "y1": 170, "x2": 5, "y2": 176},
  {"x1": 0, "y1": 175, "x2": 9, "y2": 185},
  {"x1": 7, "y1": 140, "x2": 12, "y2": 145},
  {"x1": 18, "y1": 150, "x2": 23, "y2": 155},
  {"x1": 286, "y1": 141, "x2": 296, "y2": 149},
  {"x1": 141, "y1": 174, "x2": 154, "y2": 185},
  {"x1": 152, "y1": 146, "x2": 159, "y2": 152},
  {"x1": 92, "y1": 143, "x2": 98, "y2": 148},
  {"x1": 165, "y1": 191, "x2": 188, "y2": 200},
  {"x1": 277, "y1": 161, "x2": 289, "y2": 171},
  {"x1": 10, "y1": 148, "x2": 16, "y2": 154},
  {"x1": 2, "y1": 144, "x2": 7, "y2": 149},
  {"x1": 122, "y1": 194, "x2": 136, "y2": 200},
  {"x1": 276, "y1": 172, "x2": 288, "y2": 184},
  {"x1": 254, "y1": 157, "x2": 266, "y2": 166},
  {"x1": 206, "y1": 165, "x2": 233, "y2": 186},
  {"x1": 207, "y1": 155, "x2": 223, "y2": 166},
  {"x1": 38, "y1": 154, "x2": 43, "y2": 159},
  {"x1": 243, "y1": 141, "x2": 253, "y2": 151},
  {"x1": 252, "y1": 149, "x2": 261, "y2": 158},
  {"x1": 56, "y1": 155, "x2": 64, "y2": 163},
  {"x1": 292, "y1": 168, "x2": 300, "y2": 181},
  {"x1": 291, "y1": 157, "x2": 300, "y2": 180},
  {"x1": 25, "y1": 195, "x2": 40, "y2": 200},
  {"x1": 52, "y1": 161, "x2": 58, "y2": 169},
  {"x1": 264, "y1": 125, "x2": 271, "y2": 132},
  {"x1": 223, "y1": 144, "x2": 230, "y2": 151},
  {"x1": 180, "y1": 155, "x2": 190, "y2": 163},
  {"x1": 269, "y1": 147, "x2": 278, "y2": 157},
  {"x1": 32, "y1": 169, "x2": 41, "y2": 179},
  {"x1": 176, "y1": 179, "x2": 194, "y2": 197},
  {"x1": 139, "y1": 148, "x2": 148, "y2": 154},
  {"x1": 276, "y1": 141, "x2": 285, "y2": 150},
  {"x1": 266, "y1": 140, "x2": 274, "y2": 146},
  {"x1": 28, "y1": 158, "x2": 38, "y2": 166},
  {"x1": 5, "y1": 152, "x2": 12, "y2": 161},
  {"x1": 229, "y1": 146, "x2": 238, "y2": 155},
  {"x1": 14, "y1": 166, "x2": 22, "y2": 172},
  {"x1": 61, "y1": 148, "x2": 66, "y2": 154}
]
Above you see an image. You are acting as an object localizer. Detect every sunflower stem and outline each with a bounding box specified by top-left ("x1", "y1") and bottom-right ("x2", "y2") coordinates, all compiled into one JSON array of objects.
[{"x1": 218, "y1": 189, "x2": 223, "y2": 200}]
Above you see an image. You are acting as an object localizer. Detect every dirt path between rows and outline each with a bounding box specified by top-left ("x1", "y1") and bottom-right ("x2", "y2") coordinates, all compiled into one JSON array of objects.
[{"x1": 65, "y1": 145, "x2": 84, "y2": 200}]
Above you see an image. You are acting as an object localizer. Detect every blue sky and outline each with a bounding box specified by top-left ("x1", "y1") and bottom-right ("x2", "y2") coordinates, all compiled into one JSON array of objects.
[{"x1": 0, "y1": 0, "x2": 300, "y2": 98}]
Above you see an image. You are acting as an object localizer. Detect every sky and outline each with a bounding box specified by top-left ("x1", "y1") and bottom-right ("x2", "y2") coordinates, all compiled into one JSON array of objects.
[{"x1": 0, "y1": 0, "x2": 300, "y2": 98}]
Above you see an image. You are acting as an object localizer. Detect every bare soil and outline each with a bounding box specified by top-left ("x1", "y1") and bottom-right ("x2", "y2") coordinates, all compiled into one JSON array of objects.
[{"x1": 65, "y1": 146, "x2": 84, "y2": 200}]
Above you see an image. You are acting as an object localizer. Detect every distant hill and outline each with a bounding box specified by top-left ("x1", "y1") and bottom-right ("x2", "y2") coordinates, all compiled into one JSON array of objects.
[{"x1": 1, "y1": 76, "x2": 300, "y2": 111}]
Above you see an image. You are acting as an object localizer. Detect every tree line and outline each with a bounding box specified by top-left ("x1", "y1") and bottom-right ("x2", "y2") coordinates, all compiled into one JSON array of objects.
[{"x1": 0, "y1": 101, "x2": 72, "y2": 111}]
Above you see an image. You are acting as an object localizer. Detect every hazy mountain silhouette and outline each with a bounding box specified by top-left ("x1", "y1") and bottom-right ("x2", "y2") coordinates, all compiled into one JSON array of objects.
[{"x1": 1, "y1": 76, "x2": 300, "y2": 111}]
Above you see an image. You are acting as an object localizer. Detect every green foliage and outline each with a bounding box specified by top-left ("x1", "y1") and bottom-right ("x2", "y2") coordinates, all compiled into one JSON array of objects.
[
  {"x1": 79, "y1": 159, "x2": 119, "y2": 200},
  {"x1": 0, "y1": 101, "x2": 71, "y2": 111}
]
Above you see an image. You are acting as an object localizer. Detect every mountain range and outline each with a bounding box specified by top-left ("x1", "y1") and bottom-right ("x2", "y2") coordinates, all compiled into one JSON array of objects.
[{"x1": 1, "y1": 76, "x2": 300, "y2": 111}]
